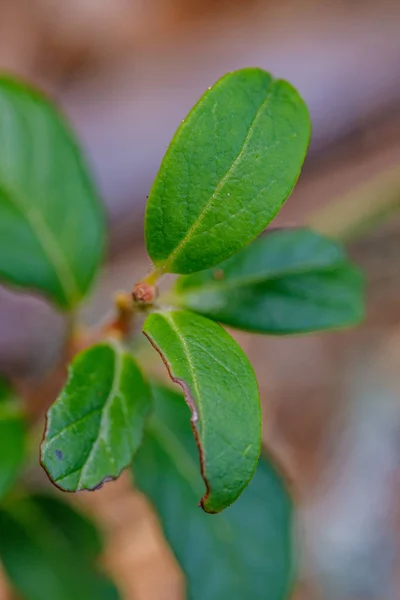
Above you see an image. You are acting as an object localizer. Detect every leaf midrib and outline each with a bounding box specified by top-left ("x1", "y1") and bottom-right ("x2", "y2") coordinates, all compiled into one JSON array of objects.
[
  {"x1": 178, "y1": 260, "x2": 347, "y2": 298},
  {"x1": 1, "y1": 181, "x2": 80, "y2": 307},
  {"x1": 161, "y1": 80, "x2": 276, "y2": 271},
  {"x1": 162, "y1": 312, "x2": 202, "y2": 424},
  {"x1": 76, "y1": 343, "x2": 123, "y2": 489}
]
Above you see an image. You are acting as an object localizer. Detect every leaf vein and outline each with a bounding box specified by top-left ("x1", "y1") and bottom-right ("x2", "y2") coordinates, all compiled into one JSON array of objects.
[
  {"x1": 45, "y1": 406, "x2": 102, "y2": 444},
  {"x1": 0, "y1": 95, "x2": 80, "y2": 306},
  {"x1": 162, "y1": 80, "x2": 276, "y2": 270},
  {"x1": 162, "y1": 312, "x2": 202, "y2": 424},
  {"x1": 76, "y1": 343, "x2": 123, "y2": 489}
]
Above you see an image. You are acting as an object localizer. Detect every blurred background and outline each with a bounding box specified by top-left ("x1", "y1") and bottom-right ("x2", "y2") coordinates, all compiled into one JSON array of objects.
[{"x1": 0, "y1": 0, "x2": 400, "y2": 598}]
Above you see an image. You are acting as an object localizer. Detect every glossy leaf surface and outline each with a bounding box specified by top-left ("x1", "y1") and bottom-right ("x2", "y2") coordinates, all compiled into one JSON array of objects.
[
  {"x1": 0, "y1": 77, "x2": 105, "y2": 309},
  {"x1": 143, "y1": 310, "x2": 261, "y2": 512},
  {"x1": 41, "y1": 342, "x2": 151, "y2": 491},
  {"x1": 0, "y1": 494, "x2": 119, "y2": 600},
  {"x1": 145, "y1": 68, "x2": 310, "y2": 274},
  {"x1": 174, "y1": 228, "x2": 364, "y2": 334},
  {"x1": 133, "y1": 383, "x2": 294, "y2": 600}
]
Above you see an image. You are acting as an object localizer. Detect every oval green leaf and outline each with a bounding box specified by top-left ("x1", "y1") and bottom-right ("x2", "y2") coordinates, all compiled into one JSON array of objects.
[
  {"x1": 142, "y1": 310, "x2": 261, "y2": 513},
  {"x1": 145, "y1": 68, "x2": 310, "y2": 274},
  {"x1": 41, "y1": 342, "x2": 152, "y2": 491},
  {"x1": 0, "y1": 401, "x2": 25, "y2": 501},
  {"x1": 0, "y1": 77, "x2": 105, "y2": 309},
  {"x1": 133, "y1": 383, "x2": 294, "y2": 600},
  {"x1": 173, "y1": 228, "x2": 365, "y2": 334},
  {"x1": 0, "y1": 494, "x2": 119, "y2": 600}
]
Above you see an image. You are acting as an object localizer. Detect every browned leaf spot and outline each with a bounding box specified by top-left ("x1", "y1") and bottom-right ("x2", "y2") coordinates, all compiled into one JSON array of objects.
[
  {"x1": 213, "y1": 269, "x2": 225, "y2": 280},
  {"x1": 89, "y1": 476, "x2": 116, "y2": 492}
]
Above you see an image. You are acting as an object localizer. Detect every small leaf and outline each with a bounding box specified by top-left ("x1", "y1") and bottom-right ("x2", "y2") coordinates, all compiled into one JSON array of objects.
[
  {"x1": 0, "y1": 494, "x2": 119, "y2": 600},
  {"x1": 133, "y1": 383, "x2": 293, "y2": 600},
  {"x1": 174, "y1": 228, "x2": 365, "y2": 334},
  {"x1": 145, "y1": 68, "x2": 310, "y2": 274},
  {"x1": 143, "y1": 310, "x2": 261, "y2": 513},
  {"x1": 0, "y1": 77, "x2": 105, "y2": 309},
  {"x1": 0, "y1": 391, "x2": 25, "y2": 500},
  {"x1": 41, "y1": 342, "x2": 152, "y2": 492}
]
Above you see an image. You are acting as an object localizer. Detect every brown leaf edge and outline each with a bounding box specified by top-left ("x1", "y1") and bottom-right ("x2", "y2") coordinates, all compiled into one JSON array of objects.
[{"x1": 142, "y1": 329, "x2": 219, "y2": 514}]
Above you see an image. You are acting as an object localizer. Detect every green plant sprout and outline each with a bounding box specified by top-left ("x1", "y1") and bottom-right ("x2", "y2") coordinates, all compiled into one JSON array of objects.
[{"x1": 0, "y1": 69, "x2": 364, "y2": 600}]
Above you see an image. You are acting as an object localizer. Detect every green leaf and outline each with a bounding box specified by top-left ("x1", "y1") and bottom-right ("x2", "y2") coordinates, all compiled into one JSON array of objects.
[
  {"x1": 33, "y1": 494, "x2": 103, "y2": 560},
  {"x1": 142, "y1": 310, "x2": 261, "y2": 513},
  {"x1": 173, "y1": 228, "x2": 365, "y2": 334},
  {"x1": 0, "y1": 377, "x2": 11, "y2": 403},
  {"x1": 145, "y1": 68, "x2": 310, "y2": 275},
  {"x1": 0, "y1": 77, "x2": 105, "y2": 309},
  {"x1": 0, "y1": 494, "x2": 119, "y2": 600},
  {"x1": 133, "y1": 383, "x2": 294, "y2": 600},
  {"x1": 41, "y1": 342, "x2": 152, "y2": 491},
  {"x1": 0, "y1": 394, "x2": 25, "y2": 501}
]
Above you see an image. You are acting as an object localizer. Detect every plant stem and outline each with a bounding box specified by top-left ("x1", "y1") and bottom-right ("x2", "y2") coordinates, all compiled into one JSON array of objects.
[{"x1": 142, "y1": 266, "x2": 164, "y2": 285}]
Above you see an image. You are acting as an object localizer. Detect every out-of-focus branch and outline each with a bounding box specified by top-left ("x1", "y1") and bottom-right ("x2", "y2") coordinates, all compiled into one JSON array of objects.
[{"x1": 307, "y1": 165, "x2": 400, "y2": 242}]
